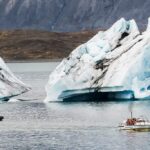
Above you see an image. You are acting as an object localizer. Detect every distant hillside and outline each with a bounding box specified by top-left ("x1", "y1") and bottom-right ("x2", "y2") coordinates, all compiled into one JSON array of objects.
[
  {"x1": 0, "y1": 0, "x2": 149, "y2": 31},
  {"x1": 0, "y1": 30, "x2": 97, "y2": 60}
]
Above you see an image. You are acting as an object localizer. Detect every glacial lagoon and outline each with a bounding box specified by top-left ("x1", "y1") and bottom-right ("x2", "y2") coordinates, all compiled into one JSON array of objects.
[{"x1": 0, "y1": 62, "x2": 150, "y2": 150}]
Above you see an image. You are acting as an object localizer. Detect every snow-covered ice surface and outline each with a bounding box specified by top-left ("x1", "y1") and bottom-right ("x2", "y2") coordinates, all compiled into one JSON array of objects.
[
  {"x1": 45, "y1": 18, "x2": 150, "y2": 102},
  {"x1": 0, "y1": 57, "x2": 30, "y2": 102}
]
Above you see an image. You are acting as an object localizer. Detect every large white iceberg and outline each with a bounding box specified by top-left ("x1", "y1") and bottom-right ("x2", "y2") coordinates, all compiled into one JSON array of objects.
[
  {"x1": 0, "y1": 57, "x2": 30, "y2": 101},
  {"x1": 45, "y1": 18, "x2": 150, "y2": 102}
]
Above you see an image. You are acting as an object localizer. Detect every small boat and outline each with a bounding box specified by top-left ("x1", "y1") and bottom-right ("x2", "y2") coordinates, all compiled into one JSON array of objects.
[
  {"x1": 119, "y1": 112, "x2": 150, "y2": 132},
  {"x1": 0, "y1": 116, "x2": 4, "y2": 121}
]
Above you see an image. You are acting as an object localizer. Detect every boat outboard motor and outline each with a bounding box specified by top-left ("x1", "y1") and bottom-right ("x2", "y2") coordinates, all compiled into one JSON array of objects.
[{"x1": 0, "y1": 116, "x2": 4, "y2": 121}]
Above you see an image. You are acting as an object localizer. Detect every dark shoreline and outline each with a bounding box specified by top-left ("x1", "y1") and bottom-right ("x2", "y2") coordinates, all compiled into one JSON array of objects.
[{"x1": 6, "y1": 59, "x2": 62, "y2": 63}]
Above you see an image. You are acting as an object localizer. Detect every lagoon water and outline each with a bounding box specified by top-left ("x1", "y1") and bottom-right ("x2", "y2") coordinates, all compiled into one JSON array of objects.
[{"x1": 0, "y1": 62, "x2": 150, "y2": 150}]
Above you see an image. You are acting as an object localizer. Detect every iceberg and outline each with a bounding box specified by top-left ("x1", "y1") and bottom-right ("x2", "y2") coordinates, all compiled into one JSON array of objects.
[
  {"x1": 45, "y1": 18, "x2": 150, "y2": 102},
  {"x1": 0, "y1": 57, "x2": 30, "y2": 102}
]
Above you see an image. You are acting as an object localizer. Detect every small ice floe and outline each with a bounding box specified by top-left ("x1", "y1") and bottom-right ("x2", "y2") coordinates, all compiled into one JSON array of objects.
[{"x1": 8, "y1": 98, "x2": 20, "y2": 103}]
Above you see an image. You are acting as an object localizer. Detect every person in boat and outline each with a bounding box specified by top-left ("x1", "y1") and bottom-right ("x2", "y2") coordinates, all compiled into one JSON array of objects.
[{"x1": 126, "y1": 118, "x2": 137, "y2": 125}]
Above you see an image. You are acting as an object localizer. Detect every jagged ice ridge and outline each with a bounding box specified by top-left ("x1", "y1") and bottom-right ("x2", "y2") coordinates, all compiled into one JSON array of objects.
[{"x1": 45, "y1": 18, "x2": 150, "y2": 102}]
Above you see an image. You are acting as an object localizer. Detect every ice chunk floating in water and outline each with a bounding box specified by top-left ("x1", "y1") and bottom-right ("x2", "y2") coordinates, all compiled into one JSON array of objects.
[
  {"x1": 45, "y1": 18, "x2": 150, "y2": 102},
  {"x1": 0, "y1": 57, "x2": 30, "y2": 102}
]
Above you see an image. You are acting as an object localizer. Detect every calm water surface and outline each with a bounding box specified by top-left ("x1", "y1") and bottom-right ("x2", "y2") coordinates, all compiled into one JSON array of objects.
[{"x1": 0, "y1": 62, "x2": 149, "y2": 150}]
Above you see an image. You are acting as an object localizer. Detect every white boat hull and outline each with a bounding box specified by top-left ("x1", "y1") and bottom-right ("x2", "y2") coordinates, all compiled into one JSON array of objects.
[{"x1": 120, "y1": 125, "x2": 150, "y2": 131}]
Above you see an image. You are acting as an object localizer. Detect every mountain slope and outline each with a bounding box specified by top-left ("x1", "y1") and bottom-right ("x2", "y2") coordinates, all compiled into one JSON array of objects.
[
  {"x1": 0, "y1": 0, "x2": 149, "y2": 31},
  {"x1": 0, "y1": 30, "x2": 97, "y2": 60}
]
